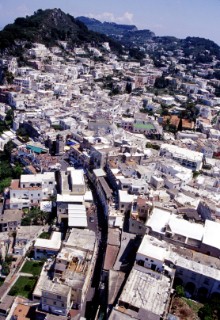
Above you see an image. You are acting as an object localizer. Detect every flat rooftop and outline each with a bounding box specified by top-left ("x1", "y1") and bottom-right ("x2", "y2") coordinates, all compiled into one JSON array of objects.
[
  {"x1": 119, "y1": 190, "x2": 134, "y2": 203},
  {"x1": 119, "y1": 266, "x2": 171, "y2": 318},
  {"x1": 202, "y1": 219, "x2": 220, "y2": 250},
  {"x1": 160, "y1": 143, "x2": 203, "y2": 162},
  {"x1": 68, "y1": 168, "x2": 85, "y2": 186},
  {"x1": 138, "y1": 235, "x2": 220, "y2": 281},
  {"x1": 42, "y1": 279, "x2": 71, "y2": 297},
  {"x1": 64, "y1": 228, "x2": 96, "y2": 252},
  {"x1": 34, "y1": 231, "x2": 61, "y2": 250},
  {"x1": 57, "y1": 194, "x2": 84, "y2": 203}
]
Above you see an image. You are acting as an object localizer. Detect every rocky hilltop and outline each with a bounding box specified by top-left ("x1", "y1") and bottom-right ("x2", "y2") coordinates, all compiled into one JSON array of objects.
[{"x1": 0, "y1": 8, "x2": 122, "y2": 54}]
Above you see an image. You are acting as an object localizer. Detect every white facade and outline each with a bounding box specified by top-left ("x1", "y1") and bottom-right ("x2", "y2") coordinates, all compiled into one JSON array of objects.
[
  {"x1": 10, "y1": 172, "x2": 56, "y2": 209},
  {"x1": 160, "y1": 143, "x2": 203, "y2": 171}
]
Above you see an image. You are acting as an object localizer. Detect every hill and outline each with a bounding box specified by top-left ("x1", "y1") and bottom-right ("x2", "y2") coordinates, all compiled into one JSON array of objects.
[
  {"x1": 77, "y1": 16, "x2": 220, "y2": 60},
  {"x1": 77, "y1": 16, "x2": 155, "y2": 46},
  {"x1": 0, "y1": 8, "x2": 122, "y2": 54},
  {"x1": 77, "y1": 16, "x2": 138, "y2": 36}
]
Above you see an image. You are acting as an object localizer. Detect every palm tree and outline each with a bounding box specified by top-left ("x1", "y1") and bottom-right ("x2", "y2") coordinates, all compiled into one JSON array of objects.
[{"x1": 30, "y1": 207, "x2": 48, "y2": 225}]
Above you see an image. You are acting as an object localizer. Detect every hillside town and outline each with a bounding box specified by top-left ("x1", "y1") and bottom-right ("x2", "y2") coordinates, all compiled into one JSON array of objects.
[{"x1": 0, "y1": 10, "x2": 220, "y2": 320}]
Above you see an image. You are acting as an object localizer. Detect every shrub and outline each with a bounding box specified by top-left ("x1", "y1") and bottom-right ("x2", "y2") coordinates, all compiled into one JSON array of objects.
[{"x1": 176, "y1": 285, "x2": 185, "y2": 297}]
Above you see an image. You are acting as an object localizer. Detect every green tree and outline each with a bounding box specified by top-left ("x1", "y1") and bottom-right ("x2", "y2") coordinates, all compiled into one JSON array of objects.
[
  {"x1": 24, "y1": 284, "x2": 31, "y2": 291},
  {"x1": 12, "y1": 163, "x2": 23, "y2": 179},
  {"x1": 30, "y1": 207, "x2": 49, "y2": 225},
  {"x1": 1, "y1": 262, "x2": 10, "y2": 275},
  {"x1": 4, "y1": 71, "x2": 14, "y2": 85},
  {"x1": 21, "y1": 215, "x2": 32, "y2": 226},
  {"x1": 175, "y1": 285, "x2": 185, "y2": 297},
  {"x1": 198, "y1": 304, "x2": 214, "y2": 320},
  {"x1": 21, "y1": 207, "x2": 49, "y2": 226},
  {"x1": 9, "y1": 286, "x2": 19, "y2": 296},
  {"x1": 0, "y1": 178, "x2": 12, "y2": 193},
  {"x1": 5, "y1": 108, "x2": 14, "y2": 126},
  {"x1": 3, "y1": 140, "x2": 15, "y2": 158}
]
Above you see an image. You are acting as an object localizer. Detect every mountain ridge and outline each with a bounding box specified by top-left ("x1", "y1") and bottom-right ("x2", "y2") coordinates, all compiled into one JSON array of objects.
[
  {"x1": 77, "y1": 16, "x2": 220, "y2": 60},
  {"x1": 77, "y1": 16, "x2": 155, "y2": 46},
  {"x1": 0, "y1": 8, "x2": 122, "y2": 54}
]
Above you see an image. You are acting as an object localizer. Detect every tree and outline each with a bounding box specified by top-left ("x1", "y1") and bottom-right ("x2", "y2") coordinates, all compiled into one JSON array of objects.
[
  {"x1": 154, "y1": 76, "x2": 169, "y2": 89},
  {"x1": 21, "y1": 215, "x2": 32, "y2": 226},
  {"x1": 30, "y1": 207, "x2": 49, "y2": 225},
  {"x1": 129, "y1": 48, "x2": 145, "y2": 61},
  {"x1": 125, "y1": 82, "x2": 132, "y2": 94},
  {"x1": 1, "y1": 262, "x2": 10, "y2": 275},
  {"x1": 24, "y1": 284, "x2": 31, "y2": 291},
  {"x1": 3, "y1": 140, "x2": 15, "y2": 158},
  {"x1": 4, "y1": 71, "x2": 14, "y2": 85},
  {"x1": 175, "y1": 285, "x2": 185, "y2": 297},
  {"x1": 16, "y1": 126, "x2": 29, "y2": 139},
  {"x1": 21, "y1": 207, "x2": 49, "y2": 226},
  {"x1": 177, "y1": 118, "x2": 183, "y2": 131},
  {"x1": 193, "y1": 171, "x2": 201, "y2": 179},
  {"x1": 1, "y1": 255, "x2": 13, "y2": 275},
  {"x1": 13, "y1": 163, "x2": 23, "y2": 179},
  {"x1": 5, "y1": 108, "x2": 14, "y2": 126},
  {"x1": 9, "y1": 286, "x2": 19, "y2": 296},
  {"x1": 0, "y1": 177, "x2": 12, "y2": 193}
]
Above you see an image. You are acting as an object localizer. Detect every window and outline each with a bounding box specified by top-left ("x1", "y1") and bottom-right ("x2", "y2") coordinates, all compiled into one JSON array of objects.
[
  {"x1": 53, "y1": 301, "x2": 56, "y2": 305},
  {"x1": 137, "y1": 260, "x2": 144, "y2": 266},
  {"x1": 62, "y1": 303, "x2": 65, "y2": 307},
  {"x1": 57, "y1": 295, "x2": 61, "y2": 299}
]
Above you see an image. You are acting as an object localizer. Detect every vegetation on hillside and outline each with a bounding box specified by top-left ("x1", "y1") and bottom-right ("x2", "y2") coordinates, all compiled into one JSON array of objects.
[
  {"x1": 0, "y1": 140, "x2": 23, "y2": 193},
  {"x1": 0, "y1": 9, "x2": 123, "y2": 54}
]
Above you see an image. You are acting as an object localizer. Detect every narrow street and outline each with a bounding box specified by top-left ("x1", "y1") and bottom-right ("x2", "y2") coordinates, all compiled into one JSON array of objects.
[{"x1": 85, "y1": 174, "x2": 108, "y2": 320}]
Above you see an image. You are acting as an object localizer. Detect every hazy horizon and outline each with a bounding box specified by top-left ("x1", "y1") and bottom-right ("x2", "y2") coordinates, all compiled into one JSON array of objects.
[{"x1": 0, "y1": 0, "x2": 219, "y2": 45}]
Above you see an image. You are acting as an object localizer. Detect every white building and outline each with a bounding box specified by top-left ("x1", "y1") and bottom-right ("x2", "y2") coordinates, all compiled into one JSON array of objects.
[
  {"x1": 10, "y1": 172, "x2": 56, "y2": 209},
  {"x1": 160, "y1": 143, "x2": 203, "y2": 171},
  {"x1": 34, "y1": 231, "x2": 62, "y2": 259}
]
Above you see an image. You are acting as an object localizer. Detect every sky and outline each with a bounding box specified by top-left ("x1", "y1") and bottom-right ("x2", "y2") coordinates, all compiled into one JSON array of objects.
[{"x1": 0, "y1": 0, "x2": 220, "y2": 44}]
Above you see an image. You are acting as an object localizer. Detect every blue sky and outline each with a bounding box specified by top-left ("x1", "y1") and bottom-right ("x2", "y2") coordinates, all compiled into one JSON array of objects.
[{"x1": 0, "y1": 0, "x2": 220, "y2": 44}]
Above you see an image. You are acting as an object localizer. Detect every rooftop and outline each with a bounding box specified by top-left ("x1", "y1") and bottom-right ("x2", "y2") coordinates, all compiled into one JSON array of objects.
[
  {"x1": 34, "y1": 231, "x2": 61, "y2": 250},
  {"x1": 160, "y1": 143, "x2": 203, "y2": 162},
  {"x1": 64, "y1": 228, "x2": 96, "y2": 252},
  {"x1": 138, "y1": 235, "x2": 220, "y2": 280},
  {"x1": 68, "y1": 204, "x2": 87, "y2": 228},
  {"x1": 119, "y1": 266, "x2": 171, "y2": 318},
  {"x1": 202, "y1": 219, "x2": 220, "y2": 250},
  {"x1": 119, "y1": 190, "x2": 134, "y2": 203},
  {"x1": 42, "y1": 280, "x2": 71, "y2": 297}
]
